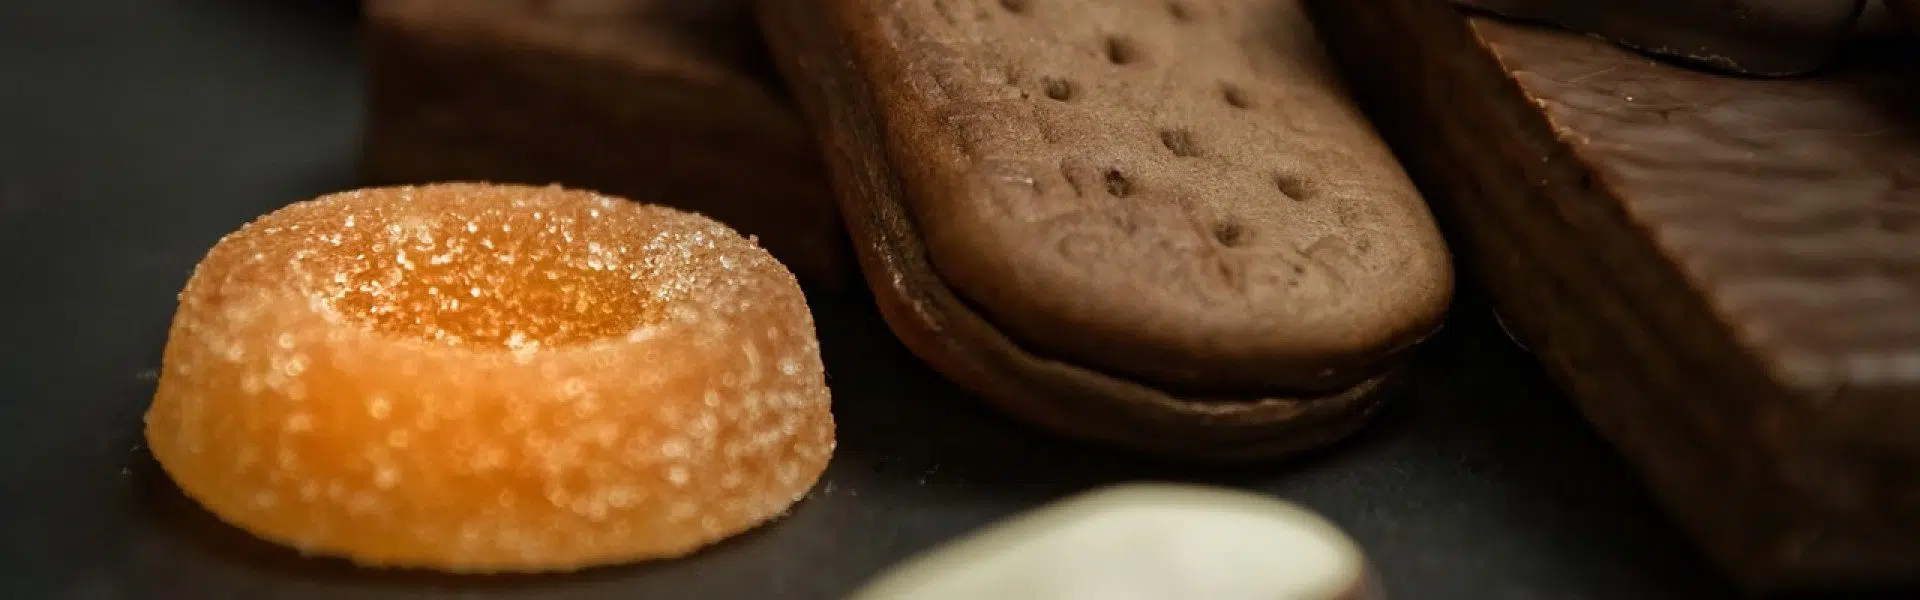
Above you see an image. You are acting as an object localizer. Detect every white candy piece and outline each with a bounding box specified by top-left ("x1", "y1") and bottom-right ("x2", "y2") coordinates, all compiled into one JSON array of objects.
[{"x1": 852, "y1": 484, "x2": 1375, "y2": 600}]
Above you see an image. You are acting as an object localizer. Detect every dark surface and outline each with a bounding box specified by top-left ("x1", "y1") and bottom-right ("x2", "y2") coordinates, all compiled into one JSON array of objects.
[
  {"x1": 0, "y1": 1, "x2": 1782, "y2": 598},
  {"x1": 1309, "y1": 0, "x2": 1920, "y2": 592}
]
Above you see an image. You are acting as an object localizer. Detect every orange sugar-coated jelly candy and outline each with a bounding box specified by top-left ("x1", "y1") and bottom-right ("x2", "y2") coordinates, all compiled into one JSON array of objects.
[{"x1": 145, "y1": 183, "x2": 835, "y2": 573}]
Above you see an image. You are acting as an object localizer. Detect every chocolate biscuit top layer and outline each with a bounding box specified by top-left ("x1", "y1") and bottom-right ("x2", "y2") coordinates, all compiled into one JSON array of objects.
[
  {"x1": 1471, "y1": 20, "x2": 1920, "y2": 425},
  {"x1": 837, "y1": 0, "x2": 1452, "y2": 395}
]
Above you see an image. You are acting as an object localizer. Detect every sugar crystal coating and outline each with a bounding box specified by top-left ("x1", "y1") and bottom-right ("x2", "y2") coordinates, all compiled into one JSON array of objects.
[{"x1": 145, "y1": 183, "x2": 835, "y2": 572}]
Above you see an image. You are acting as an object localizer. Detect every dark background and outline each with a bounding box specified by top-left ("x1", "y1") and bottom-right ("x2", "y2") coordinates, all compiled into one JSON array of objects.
[{"x1": 0, "y1": 1, "x2": 1798, "y2": 598}]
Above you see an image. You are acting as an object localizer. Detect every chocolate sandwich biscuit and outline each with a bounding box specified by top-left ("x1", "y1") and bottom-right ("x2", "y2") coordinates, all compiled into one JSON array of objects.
[
  {"x1": 1453, "y1": 0, "x2": 1867, "y2": 76},
  {"x1": 1309, "y1": 0, "x2": 1920, "y2": 590},
  {"x1": 362, "y1": 0, "x2": 851, "y2": 288},
  {"x1": 760, "y1": 0, "x2": 1453, "y2": 459}
]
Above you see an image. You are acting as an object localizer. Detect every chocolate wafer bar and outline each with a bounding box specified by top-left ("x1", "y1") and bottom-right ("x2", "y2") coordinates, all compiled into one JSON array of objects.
[
  {"x1": 362, "y1": 0, "x2": 850, "y2": 288},
  {"x1": 1453, "y1": 0, "x2": 1866, "y2": 76},
  {"x1": 759, "y1": 0, "x2": 1453, "y2": 459},
  {"x1": 1308, "y1": 0, "x2": 1920, "y2": 590}
]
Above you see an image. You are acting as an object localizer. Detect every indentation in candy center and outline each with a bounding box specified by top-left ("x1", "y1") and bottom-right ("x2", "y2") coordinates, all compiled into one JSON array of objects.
[{"x1": 303, "y1": 197, "x2": 657, "y2": 350}]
